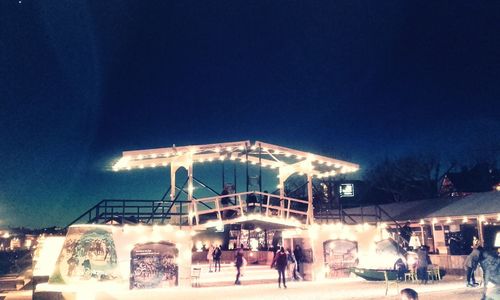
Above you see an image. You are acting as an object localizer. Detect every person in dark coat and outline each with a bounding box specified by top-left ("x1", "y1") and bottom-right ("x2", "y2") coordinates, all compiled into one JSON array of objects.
[
  {"x1": 246, "y1": 193, "x2": 257, "y2": 213},
  {"x1": 234, "y1": 244, "x2": 244, "y2": 285},
  {"x1": 293, "y1": 245, "x2": 304, "y2": 273},
  {"x1": 271, "y1": 247, "x2": 288, "y2": 288},
  {"x1": 416, "y1": 246, "x2": 431, "y2": 284},
  {"x1": 394, "y1": 258, "x2": 407, "y2": 281},
  {"x1": 213, "y1": 245, "x2": 222, "y2": 272},
  {"x1": 464, "y1": 246, "x2": 481, "y2": 287}
]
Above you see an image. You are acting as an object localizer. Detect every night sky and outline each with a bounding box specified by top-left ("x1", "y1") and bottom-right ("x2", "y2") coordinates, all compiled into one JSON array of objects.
[{"x1": 1, "y1": 1, "x2": 499, "y2": 228}]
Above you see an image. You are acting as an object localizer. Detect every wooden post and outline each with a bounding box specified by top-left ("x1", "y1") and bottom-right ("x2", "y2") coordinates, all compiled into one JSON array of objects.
[
  {"x1": 420, "y1": 224, "x2": 425, "y2": 247},
  {"x1": 307, "y1": 173, "x2": 313, "y2": 225},
  {"x1": 431, "y1": 222, "x2": 437, "y2": 253},
  {"x1": 477, "y1": 217, "x2": 484, "y2": 246},
  {"x1": 187, "y1": 163, "x2": 194, "y2": 226}
]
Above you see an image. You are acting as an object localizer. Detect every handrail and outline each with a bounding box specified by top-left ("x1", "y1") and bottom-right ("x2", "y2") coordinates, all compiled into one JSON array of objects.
[
  {"x1": 191, "y1": 191, "x2": 309, "y2": 226},
  {"x1": 192, "y1": 191, "x2": 309, "y2": 204},
  {"x1": 375, "y1": 205, "x2": 402, "y2": 229},
  {"x1": 67, "y1": 199, "x2": 191, "y2": 227}
]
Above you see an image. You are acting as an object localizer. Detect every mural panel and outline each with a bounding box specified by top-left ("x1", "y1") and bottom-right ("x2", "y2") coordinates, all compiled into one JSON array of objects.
[
  {"x1": 50, "y1": 226, "x2": 120, "y2": 284},
  {"x1": 323, "y1": 239, "x2": 358, "y2": 278},
  {"x1": 130, "y1": 242, "x2": 178, "y2": 289}
]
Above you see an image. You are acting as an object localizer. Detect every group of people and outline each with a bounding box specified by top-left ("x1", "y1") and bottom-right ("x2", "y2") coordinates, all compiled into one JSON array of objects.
[
  {"x1": 230, "y1": 244, "x2": 304, "y2": 287},
  {"x1": 464, "y1": 244, "x2": 483, "y2": 287},
  {"x1": 206, "y1": 244, "x2": 222, "y2": 272},
  {"x1": 393, "y1": 245, "x2": 432, "y2": 284},
  {"x1": 269, "y1": 245, "x2": 304, "y2": 288}
]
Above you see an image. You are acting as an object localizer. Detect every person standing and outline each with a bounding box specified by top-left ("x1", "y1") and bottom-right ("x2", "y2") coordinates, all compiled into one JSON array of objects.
[
  {"x1": 416, "y1": 246, "x2": 431, "y2": 284},
  {"x1": 234, "y1": 244, "x2": 244, "y2": 285},
  {"x1": 464, "y1": 246, "x2": 481, "y2": 287},
  {"x1": 271, "y1": 247, "x2": 288, "y2": 288},
  {"x1": 293, "y1": 245, "x2": 303, "y2": 274},
  {"x1": 213, "y1": 245, "x2": 222, "y2": 272},
  {"x1": 286, "y1": 248, "x2": 299, "y2": 280},
  {"x1": 207, "y1": 244, "x2": 215, "y2": 272}
]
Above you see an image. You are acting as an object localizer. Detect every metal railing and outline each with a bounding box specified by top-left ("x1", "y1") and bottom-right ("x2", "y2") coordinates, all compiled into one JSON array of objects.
[
  {"x1": 190, "y1": 191, "x2": 310, "y2": 226},
  {"x1": 67, "y1": 199, "x2": 191, "y2": 227}
]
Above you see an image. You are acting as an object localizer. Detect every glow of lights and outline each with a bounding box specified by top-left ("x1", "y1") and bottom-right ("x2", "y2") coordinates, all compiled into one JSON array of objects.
[
  {"x1": 446, "y1": 217, "x2": 452, "y2": 224},
  {"x1": 195, "y1": 241, "x2": 203, "y2": 252},
  {"x1": 2, "y1": 232, "x2": 10, "y2": 239},
  {"x1": 277, "y1": 184, "x2": 283, "y2": 189},
  {"x1": 419, "y1": 219, "x2": 425, "y2": 225},
  {"x1": 251, "y1": 145, "x2": 257, "y2": 150},
  {"x1": 479, "y1": 215, "x2": 486, "y2": 223},
  {"x1": 432, "y1": 218, "x2": 438, "y2": 224},
  {"x1": 285, "y1": 153, "x2": 292, "y2": 157},
  {"x1": 226, "y1": 147, "x2": 232, "y2": 151},
  {"x1": 151, "y1": 164, "x2": 156, "y2": 168},
  {"x1": 208, "y1": 157, "x2": 214, "y2": 162},
  {"x1": 151, "y1": 154, "x2": 157, "y2": 158},
  {"x1": 462, "y1": 216, "x2": 468, "y2": 223},
  {"x1": 238, "y1": 145, "x2": 244, "y2": 150},
  {"x1": 137, "y1": 154, "x2": 144, "y2": 159},
  {"x1": 175, "y1": 230, "x2": 186, "y2": 238},
  {"x1": 497, "y1": 214, "x2": 500, "y2": 221},
  {"x1": 214, "y1": 147, "x2": 221, "y2": 153},
  {"x1": 255, "y1": 227, "x2": 262, "y2": 233},
  {"x1": 162, "y1": 162, "x2": 168, "y2": 166},
  {"x1": 139, "y1": 164, "x2": 144, "y2": 169},
  {"x1": 250, "y1": 238, "x2": 259, "y2": 251},
  {"x1": 219, "y1": 156, "x2": 225, "y2": 161},
  {"x1": 33, "y1": 237, "x2": 65, "y2": 276}
]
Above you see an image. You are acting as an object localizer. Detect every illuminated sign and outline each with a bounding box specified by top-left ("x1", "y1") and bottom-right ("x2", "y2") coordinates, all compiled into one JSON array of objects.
[{"x1": 339, "y1": 184, "x2": 354, "y2": 197}]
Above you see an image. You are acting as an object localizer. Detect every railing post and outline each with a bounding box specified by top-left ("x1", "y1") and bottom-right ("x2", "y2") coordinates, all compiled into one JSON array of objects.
[
  {"x1": 122, "y1": 200, "x2": 125, "y2": 224},
  {"x1": 265, "y1": 195, "x2": 271, "y2": 217},
  {"x1": 151, "y1": 201, "x2": 155, "y2": 224},
  {"x1": 286, "y1": 198, "x2": 291, "y2": 220},
  {"x1": 95, "y1": 205, "x2": 100, "y2": 224},
  {"x1": 215, "y1": 197, "x2": 222, "y2": 222},
  {"x1": 238, "y1": 195, "x2": 244, "y2": 216},
  {"x1": 193, "y1": 201, "x2": 200, "y2": 225},
  {"x1": 179, "y1": 201, "x2": 183, "y2": 228},
  {"x1": 161, "y1": 202, "x2": 165, "y2": 224}
]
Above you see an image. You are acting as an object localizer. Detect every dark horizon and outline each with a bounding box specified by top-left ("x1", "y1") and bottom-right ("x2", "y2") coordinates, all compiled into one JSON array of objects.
[{"x1": 0, "y1": 1, "x2": 498, "y2": 228}]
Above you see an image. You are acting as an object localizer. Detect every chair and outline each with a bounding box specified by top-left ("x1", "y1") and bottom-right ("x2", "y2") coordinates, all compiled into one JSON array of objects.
[
  {"x1": 384, "y1": 271, "x2": 399, "y2": 296},
  {"x1": 404, "y1": 269, "x2": 417, "y2": 283},
  {"x1": 191, "y1": 267, "x2": 201, "y2": 287},
  {"x1": 427, "y1": 265, "x2": 441, "y2": 282}
]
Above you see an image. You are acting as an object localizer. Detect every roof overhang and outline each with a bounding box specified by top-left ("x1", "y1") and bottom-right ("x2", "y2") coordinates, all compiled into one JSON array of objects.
[{"x1": 112, "y1": 140, "x2": 359, "y2": 178}]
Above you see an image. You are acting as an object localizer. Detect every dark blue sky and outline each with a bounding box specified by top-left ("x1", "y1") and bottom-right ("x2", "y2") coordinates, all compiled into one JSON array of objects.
[{"x1": 1, "y1": 1, "x2": 499, "y2": 228}]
